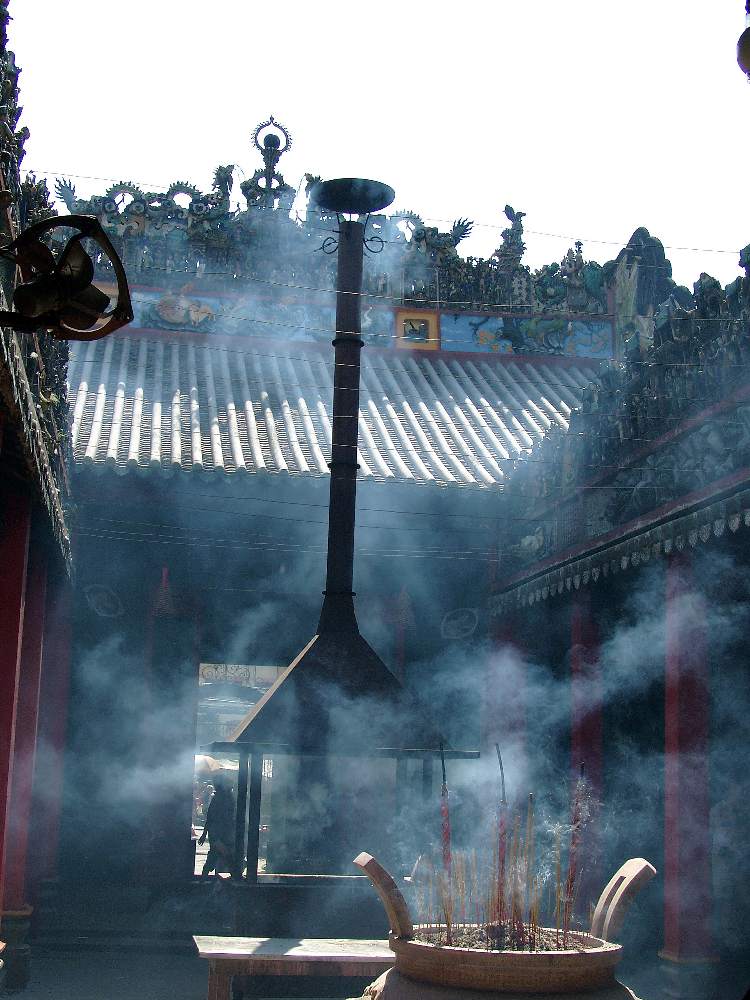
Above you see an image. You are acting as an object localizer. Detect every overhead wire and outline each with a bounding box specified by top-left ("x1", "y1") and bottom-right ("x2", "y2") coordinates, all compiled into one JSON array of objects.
[
  {"x1": 64, "y1": 354, "x2": 750, "y2": 419},
  {"x1": 65, "y1": 317, "x2": 750, "y2": 379},
  {"x1": 32, "y1": 171, "x2": 749, "y2": 564},
  {"x1": 81, "y1": 253, "x2": 746, "y2": 299},
  {"x1": 28, "y1": 164, "x2": 746, "y2": 256},
  {"x1": 45, "y1": 173, "x2": 749, "y2": 499},
  {"x1": 73, "y1": 449, "x2": 749, "y2": 542},
  {"x1": 73, "y1": 483, "x2": 731, "y2": 555},
  {"x1": 66, "y1": 335, "x2": 750, "y2": 477},
  {"x1": 74, "y1": 525, "x2": 495, "y2": 559}
]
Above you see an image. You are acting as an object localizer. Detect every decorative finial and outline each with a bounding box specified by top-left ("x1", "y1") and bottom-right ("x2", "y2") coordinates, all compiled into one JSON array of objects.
[
  {"x1": 251, "y1": 117, "x2": 292, "y2": 156},
  {"x1": 242, "y1": 117, "x2": 294, "y2": 210}
]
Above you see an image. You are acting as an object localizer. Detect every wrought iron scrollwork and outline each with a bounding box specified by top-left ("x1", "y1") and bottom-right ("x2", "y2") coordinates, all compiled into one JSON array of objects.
[
  {"x1": 317, "y1": 235, "x2": 339, "y2": 255},
  {"x1": 364, "y1": 234, "x2": 385, "y2": 255}
]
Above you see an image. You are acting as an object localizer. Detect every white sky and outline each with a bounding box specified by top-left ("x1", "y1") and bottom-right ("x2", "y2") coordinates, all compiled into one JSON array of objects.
[{"x1": 8, "y1": 1, "x2": 750, "y2": 287}]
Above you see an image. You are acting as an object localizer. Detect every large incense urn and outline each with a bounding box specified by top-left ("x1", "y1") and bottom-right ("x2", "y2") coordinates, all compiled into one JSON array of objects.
[
  {"x1": 351, "y1": 854, "x2": 655, "y2": 999},
  {"x1": 388, "y1": 930, "x2": 621, "y2": 994}
]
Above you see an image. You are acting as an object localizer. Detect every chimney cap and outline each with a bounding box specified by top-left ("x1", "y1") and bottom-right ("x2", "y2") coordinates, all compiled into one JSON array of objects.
[{"x1": 310, "y1": 177, "x2": 395, "y2": 216}]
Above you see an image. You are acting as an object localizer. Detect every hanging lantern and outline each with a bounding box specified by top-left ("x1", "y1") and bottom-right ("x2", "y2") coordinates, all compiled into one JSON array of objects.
[
  {"x1": 0, "y1": 214, "x2": 133, "y2": 341},
  {"x1": 739, "y1": 1, "x2": 750, "y2": 79}
]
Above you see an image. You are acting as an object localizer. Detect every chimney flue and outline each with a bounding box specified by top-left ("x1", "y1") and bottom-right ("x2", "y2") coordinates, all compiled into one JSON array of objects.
[
  {"x1": 310, "y1": 178, "x2": 395, "y2": 636},
  {"x1": 318, "y1": 218, "x2": 365, "y2": 634}
]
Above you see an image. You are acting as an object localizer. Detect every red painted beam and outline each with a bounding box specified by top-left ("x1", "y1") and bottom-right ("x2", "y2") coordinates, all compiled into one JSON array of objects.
[
  {"x1": 3, "y1": 540, "x2": 48, "y2": 909},
  {"x1": 0, "y1": 487, "x2": 31, "y2": 908}
]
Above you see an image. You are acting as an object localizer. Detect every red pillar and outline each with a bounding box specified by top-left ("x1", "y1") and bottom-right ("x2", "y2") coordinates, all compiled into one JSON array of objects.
[
  {"x1": 485, "y1": 606, "x2": 528, "y2": 794},
  {"x1": 661, "y1": 552, "x2": 713, "y2": 964},
  {"x1": 0, "y1": 487, "x2": 31, "y2": 910},
  {"x1": 3, "y1": 538, "x2": 48, "y2": 910},
  {"x1": 27, "y1": 568, "x2": 72, "y2": 890},
  {"x1": 570, "y1": 589, "x2": 603, "y2": 799}
]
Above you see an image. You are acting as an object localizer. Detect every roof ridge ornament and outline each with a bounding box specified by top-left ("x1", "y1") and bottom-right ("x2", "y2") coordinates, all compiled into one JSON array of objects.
[
  {"x1": 251, "y1": 116, "x2": 292, "y2": 157},
  {"x1": 242, "y1": 117, "x2": 294, "y2": 210}
]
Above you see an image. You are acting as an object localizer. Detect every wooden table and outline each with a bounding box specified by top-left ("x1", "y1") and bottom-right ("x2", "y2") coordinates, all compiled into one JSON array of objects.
[{"x1": 193, "y1": 935, "x2": 394, "y2": 1000}]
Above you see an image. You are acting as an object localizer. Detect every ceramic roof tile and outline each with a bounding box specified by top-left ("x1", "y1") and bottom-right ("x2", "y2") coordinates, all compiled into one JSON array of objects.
[{"x1": 67, "y1": 336, "x2": 598, "y2": 489}]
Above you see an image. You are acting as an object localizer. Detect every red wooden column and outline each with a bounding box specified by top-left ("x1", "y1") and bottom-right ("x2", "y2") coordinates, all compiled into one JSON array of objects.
[
  {"x1": 570, "y1": 588, "x2": 603, "y2": 799},
  {"x1": 661, "y1": 551, "x2": 714, "y2": 969},
  {"x1": 0, "y1": 486, "x2": 32, "y2": 909},
  {"x1": 3, "y1": 536, "x2": 48, "y2": 910},
  {"x1": 485, "y1": 604, "x2": 528, "y2": 793},
  {"x1": 27, "y1": 567, "x2": 72, "y2": 890}
]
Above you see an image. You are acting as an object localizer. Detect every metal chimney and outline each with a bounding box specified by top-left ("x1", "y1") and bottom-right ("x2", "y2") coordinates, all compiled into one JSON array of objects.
[
  {"x1": 221, "y1": 179, "x2": 477, "y2": 879},
  {"x1": 229, "y1": 176, "x2": 446, "y2": 755},
  {"x1": 312, "y1": 178, "x2": 395, "y2": 635}
]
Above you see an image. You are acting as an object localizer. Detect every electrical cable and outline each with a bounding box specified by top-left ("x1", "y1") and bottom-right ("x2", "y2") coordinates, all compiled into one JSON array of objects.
[
  {"x1": 74, "y1": 526, "x2": 495, "y2": 559},
  {"x1": 65, "y1": 322, "x2": 750, "y2": 382},
  {"x1": 29, "y1": 165, "x2": 746, "y2": 256},
  {"x1": 64, "y1": 366, "x2": 750, "y2": 422},
  {"x1": 68, "y1": 447, "x2": 750, "y2": 513},
  {"x1": 38, "y1": 176, "x2": 749, "y2": 501},
  {"x1": 83, "y1": 254, "x2": 747, "y2": 301}
]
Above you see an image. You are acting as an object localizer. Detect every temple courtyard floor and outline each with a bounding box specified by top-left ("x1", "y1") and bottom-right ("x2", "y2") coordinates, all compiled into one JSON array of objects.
[
  {"x1": 3, "y1": 950, "x2": 207, "y2": 1000},
  {"x1": 5, "y1": 946, "x2": 750, "y2": 999},
  {"x1": 2, "y1": 947, "x2": 367, "y2": 1000}
]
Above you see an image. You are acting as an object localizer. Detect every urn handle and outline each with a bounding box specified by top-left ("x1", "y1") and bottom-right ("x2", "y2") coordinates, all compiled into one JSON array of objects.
[
  {"x1": 353, "y1": 852, "x2": 414, "y2": 940},
  {"x1": 590, "y1": 857, "x2": 657, "y2": 941}
]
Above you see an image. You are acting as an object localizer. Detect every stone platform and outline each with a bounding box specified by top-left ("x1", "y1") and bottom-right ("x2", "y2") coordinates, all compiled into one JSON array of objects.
[{"x1": 348, "y1": 969, "x2": 640, "y2": 1000}]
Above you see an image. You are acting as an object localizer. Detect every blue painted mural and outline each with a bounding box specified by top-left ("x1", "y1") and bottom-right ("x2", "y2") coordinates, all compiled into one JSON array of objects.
[
  {"x1": 439, "y1": 313, "x2": 612, "y2": 358},
  {"x1": 129, "y1": 289, "x2": 397, "y2": 346},
  {"x1": 128, "y1": 289, "x2": 609, "y2": 358}
]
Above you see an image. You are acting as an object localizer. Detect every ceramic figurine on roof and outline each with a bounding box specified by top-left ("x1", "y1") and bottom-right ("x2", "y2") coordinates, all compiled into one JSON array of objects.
[
  {"x1": 0, "y1": 3, "x2": 72, "y2": 564},
  {"x1": 0, "y1": 13, "x2": 28, "y2": 206},
  {"x1": 560, "y1": 240, "x2": 606, "y2": 311},
  {"x1": 411, "y1": 217, "x2": 474, "y2": 265},
  {"x1": 19, "y1": 171, "x2": 55, "y2": 227},
  {"x1": 0, "y1": 56, "x2": 34, "y2": 216},
  {"x1": 211, "y1": 164, "x2": 235, "y2": 205},
  {"x1": 603, "y1": 226, "x2": 693, "y2": 355},
  {"x1": 503, "y1": 234, "x2": 750, "y2": 571},
  {"x1": 399, "y1": 216, "x2": 474, "y2": 303},
  {"x1": 492, "y1": 204, "x2": 526, "y2": 271},
  {"x1": 727, "y1": 244, "x2": 750, "y2": 323},
  {"x1": 45, "y1": 118, "x2": 610, "y2": 324}
]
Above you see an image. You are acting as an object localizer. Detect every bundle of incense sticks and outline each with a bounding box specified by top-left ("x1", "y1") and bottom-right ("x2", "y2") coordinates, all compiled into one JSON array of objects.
[
  {"x1": 440, "y1": 743, "x2": 452, "y2": 878},
  {"x1": 412, "y1": 750, "x2": 591, "y2": 952},
  {"x1": 563, "y1": 764, "x2": 586, "y2": 946},
  {"x1": 495, "y1": 744, "x2": 508, "y2": 927},
  {"x1": 555, "y1": 828, "x2": 562, "y2": 947}
]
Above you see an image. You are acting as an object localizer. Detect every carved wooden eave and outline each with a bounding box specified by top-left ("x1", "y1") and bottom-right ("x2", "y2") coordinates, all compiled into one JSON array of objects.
[
  {"x1": 491, "y1": 481, "x2": 750, "y2": 616},
  {"x1": 0, "y1": 325, "x2": 71, "y2": 571},
  {"x1": 492, "y1": 381, "x2": 750, "y2": 616}
]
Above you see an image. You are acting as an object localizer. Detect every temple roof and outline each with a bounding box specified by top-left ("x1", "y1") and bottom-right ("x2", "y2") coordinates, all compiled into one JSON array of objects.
[{"x1": 67, "y1": 335, "x2": 598, "y2": 488}]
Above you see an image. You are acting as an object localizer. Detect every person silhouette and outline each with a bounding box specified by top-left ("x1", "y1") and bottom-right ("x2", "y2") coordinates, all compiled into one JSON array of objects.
[{"x1": 198, "y1": 772, "x2": 237, "y2": 878}]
